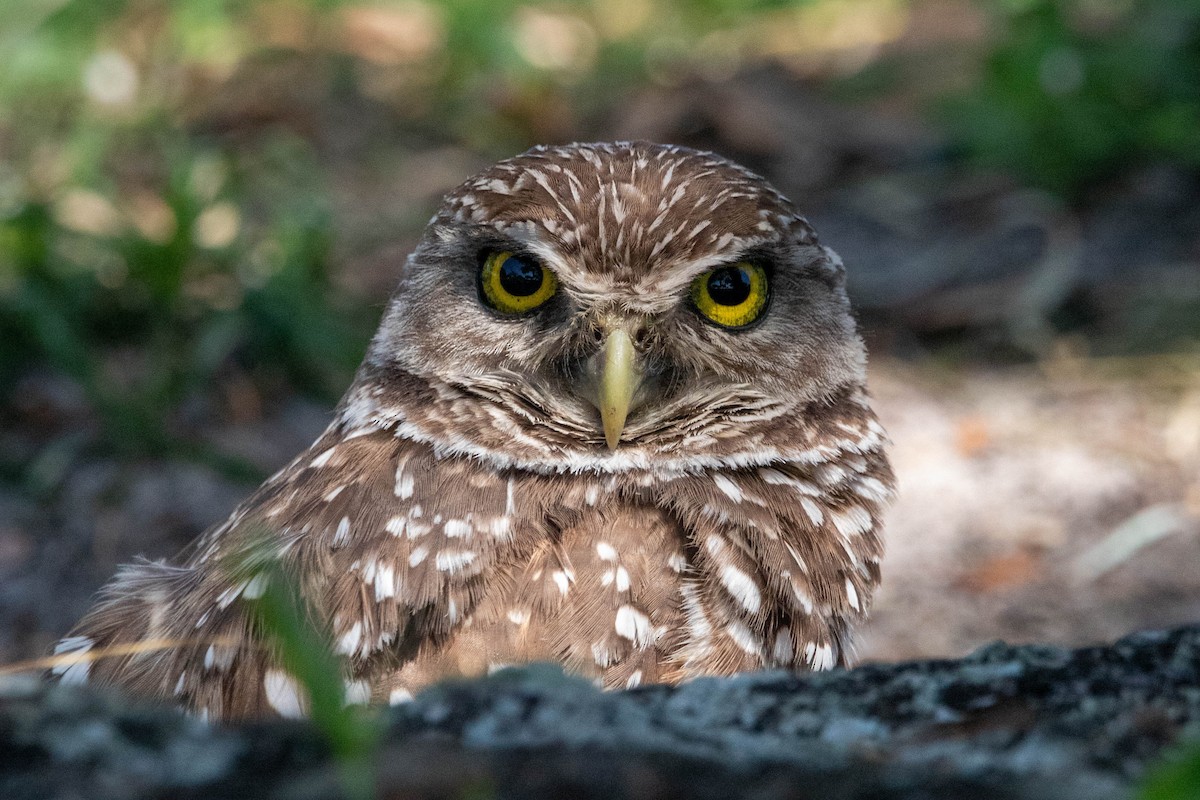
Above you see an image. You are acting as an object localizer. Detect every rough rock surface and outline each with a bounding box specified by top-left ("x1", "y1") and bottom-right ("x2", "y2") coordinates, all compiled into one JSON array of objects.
[{"x1": 3, "y1": 625, "x2": 1199, "y2": 799}]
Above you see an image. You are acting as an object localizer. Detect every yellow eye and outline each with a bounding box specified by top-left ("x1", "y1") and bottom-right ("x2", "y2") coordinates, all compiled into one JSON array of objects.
[
  {"x1": 479, "y1": 251, "x2": 558, "y2": 315},
  {"x1": 691, "y1": 262, "x2": 769, "y2": 328}
]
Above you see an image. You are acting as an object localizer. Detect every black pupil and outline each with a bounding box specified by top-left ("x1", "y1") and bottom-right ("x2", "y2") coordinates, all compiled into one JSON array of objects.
[
  {"x1": 707, "y1": 266, "x2": 752, "y2": 306},
  {"x1": 498, "y1": 256, "x2": 543, "y2": 296}
]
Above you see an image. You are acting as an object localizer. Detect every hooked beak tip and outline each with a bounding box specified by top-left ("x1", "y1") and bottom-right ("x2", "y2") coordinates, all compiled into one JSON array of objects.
[{"x1": 604, "y1": 429, "x2": 621, "y2": 451}]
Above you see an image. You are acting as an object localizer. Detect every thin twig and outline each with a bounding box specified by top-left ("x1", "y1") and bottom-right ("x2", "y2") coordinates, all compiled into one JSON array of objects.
[{"x1": 0, "y1": 636, "x2": 244, "y2": 677}]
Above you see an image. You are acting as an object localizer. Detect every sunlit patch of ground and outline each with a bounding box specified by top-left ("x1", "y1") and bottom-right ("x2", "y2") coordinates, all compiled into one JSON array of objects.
[{"x1": 862, "y1": 352, "x2": 1200, "y2": 662}]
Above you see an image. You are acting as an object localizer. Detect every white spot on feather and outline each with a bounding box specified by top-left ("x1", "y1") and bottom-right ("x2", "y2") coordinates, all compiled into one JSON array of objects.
[
  {"x1": 216, "y1": 580, "x2": 248, "y2": 609},
  {"x1": 816, "y1": 463, "x2": 848, "y2": 487},
  {"x1": 679, "y1": 583, "x2": 712, "y2": 644},
  {"x1": 264, "y1": 670, "x2": 305, "y2": 718},
  {"x1": 52, "y1": 637, "x2": 93, "y2": 684},
  {"x1": 791, "y1": 583, "x2": 815, "y2": 615},
  {"x1": 800, "y1": 498, "x2": 824, "y2": 526},
  {"x1": 394, "y1": 469, "x2": 415, "y2": 500},
  {"x1": 724, "y1": 620, "x2": 763, "y2": 657},
  {"x1": 309, "y1": 447, "x2": 336, "y2": 469},
  {"x1": 757, "y1": 467, "x2": 789, "y2": 485},
  {"x1": 810, "y1": 643, "x2": 836, "y2": 671},
  {"x1": 389, "y1": 688, "x2": 414, "y2": 705},
  {"x1": 614, "y1": 605, "x2": 655, "y2": 647},
  {"x1": 490, "y1": 516, "x2": 511, "y2": 539},
  {"x1": 832, "y1": 506, "x2": 872, "y2": 538},
  {"x1": 336, "y1": 622, "x2": 363, "y2": 656},
  {"x1": 242, "y1": 573, "x2": 269, "y2": 600},
  {"x1": 713, "y1": 474, "x2": 743, "y2": 503},
  {"x1": 614, "y1": 566, "x2": 631, "y2": 592},
  {"x1": 551, "y1": 569, "x2": 573, "y2": 596},
  {"x1": 375, "y1": 563, "x2": 397, "y2": 601},
  {"x1": 853, "y1": 476, "x2": 892, "y2": 502},
  {"x1": 343, "y1": 680, "x2": 371, "y2": 706},
  {"x1": 759, "y1": 467, "x2": 821, "y2": 496},
  {"x1": 720, "y1": 565, "x2": 762, "y2": 614},
  {"x1": 591, "y1": 642, "x2": 613, "y2": 667},
  {"x1": 435, "y1": 550, "x2": 477, "y2": 573},
  {"x1": 596, "y1": 542, "x2": 618, "y2": 562},
  {"x1": 845, "y1": 578, "x2": 861, "y2": 611},
  {"x1": 204, "y1": 642, "x2": 234, "y2": 671}
]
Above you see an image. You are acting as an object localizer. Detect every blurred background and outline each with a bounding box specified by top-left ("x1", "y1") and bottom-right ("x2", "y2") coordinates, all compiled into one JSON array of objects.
[{"x1": 0, "y1": 0, "x2": 1198, "y2": 668}]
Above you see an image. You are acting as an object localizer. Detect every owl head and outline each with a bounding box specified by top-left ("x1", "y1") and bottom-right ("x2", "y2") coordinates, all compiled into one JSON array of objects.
[{"x1": 349, "y1": 141, "x2": 867, "y2": 473}]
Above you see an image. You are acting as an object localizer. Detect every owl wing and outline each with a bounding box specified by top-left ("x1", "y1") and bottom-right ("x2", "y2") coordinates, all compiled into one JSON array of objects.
[
  {"x1": 53, "y1": 425, "x2": 526, "y2": 719},
  {"x1": 659, "y1": 409, "x2": 893, "y2": 675}
]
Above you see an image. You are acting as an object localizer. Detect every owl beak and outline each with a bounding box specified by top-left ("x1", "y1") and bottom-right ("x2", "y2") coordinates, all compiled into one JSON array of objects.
[{"x1": 598, "y1": 328, "x2": 640, "y2": 449}]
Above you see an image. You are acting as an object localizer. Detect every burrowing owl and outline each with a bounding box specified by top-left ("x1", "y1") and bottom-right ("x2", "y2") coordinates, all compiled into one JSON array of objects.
[{"x1": 54, "y1": 142, "x2": 894, "y2": 719}]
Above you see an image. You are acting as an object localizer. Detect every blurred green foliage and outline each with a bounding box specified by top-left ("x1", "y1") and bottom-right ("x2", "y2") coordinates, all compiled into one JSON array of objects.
[
  {"x1": 246, "y1": 549, "x2": 381, "y2": 800},
  {"x1": 948, "y1": 0, "x2": 1200, "y2": 196},
  {"x1": 0, "y1": 130, "x2": 364, "y2": 477},
  {"x1": 0, "y1": 0, "x2": 825, "y2": 480},
  {"x1": 1140, "y1": 739, "x2": 1200, "y2": 800}
]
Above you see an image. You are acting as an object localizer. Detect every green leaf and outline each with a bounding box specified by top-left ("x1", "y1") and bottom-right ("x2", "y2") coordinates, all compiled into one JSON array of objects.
[
  {"x1": 1140, "y1": 740, "x2": 1200, "y2": 800},
  {"x1": 242, "y1": 550, "x2": 381, "y2": 800}
]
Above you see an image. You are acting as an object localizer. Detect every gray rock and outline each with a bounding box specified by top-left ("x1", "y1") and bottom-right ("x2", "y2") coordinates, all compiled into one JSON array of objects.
[{"x1": 4, "y1": 624, "x2": 1200, "y2": 799}]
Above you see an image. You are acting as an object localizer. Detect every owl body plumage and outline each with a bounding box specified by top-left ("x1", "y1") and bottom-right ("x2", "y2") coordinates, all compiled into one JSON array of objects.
[{"x1": 55, "y1": 142, "x2": 893, "y2": 719}]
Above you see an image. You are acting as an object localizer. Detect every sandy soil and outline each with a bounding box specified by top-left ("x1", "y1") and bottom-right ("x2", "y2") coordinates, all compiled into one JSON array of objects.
[{"x1": 863, "y1": 353, "x2": 1200, "y2": 662}]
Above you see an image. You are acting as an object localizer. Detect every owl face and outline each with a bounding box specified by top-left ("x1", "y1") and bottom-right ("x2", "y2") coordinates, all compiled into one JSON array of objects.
[{"x1": 358, "y1": 142, "x2": 867, "y2": 471}]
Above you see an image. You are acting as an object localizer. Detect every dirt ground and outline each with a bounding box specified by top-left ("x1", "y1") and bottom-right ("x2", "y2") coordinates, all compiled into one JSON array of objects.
[{"x1": 862, "y1": 353, "x2": 1200, "y2": 662}]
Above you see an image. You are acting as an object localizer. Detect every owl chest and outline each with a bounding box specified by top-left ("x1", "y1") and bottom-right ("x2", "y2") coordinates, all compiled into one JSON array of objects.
[
  {"x1": 379, "y1": 473, "x2": 799, "y2": 692},
  {"x1": 396, "y1": 494, "x2": 687, "y2": 689}
]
